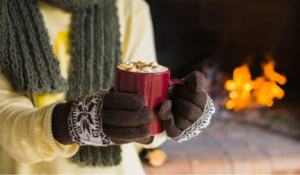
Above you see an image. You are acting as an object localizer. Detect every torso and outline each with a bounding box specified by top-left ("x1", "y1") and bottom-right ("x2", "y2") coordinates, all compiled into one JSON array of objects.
[{"x1": 0, "y1": 1, "x2": 147, "y2": 174}]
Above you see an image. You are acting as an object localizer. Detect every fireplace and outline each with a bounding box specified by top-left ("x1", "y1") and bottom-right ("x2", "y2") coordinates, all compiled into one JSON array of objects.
[{"x1": 145, "y1": 0, "x2": 300, "y2": 135}]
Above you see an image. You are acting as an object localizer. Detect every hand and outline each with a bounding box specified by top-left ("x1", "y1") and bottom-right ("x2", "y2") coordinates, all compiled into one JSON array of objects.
[
  {"x1": 159, "y1": 71, "x2": 211, "y2": 141},
  {"x1": 66, "y1": 89, "x2": 154, "y2": 146},
  {"x1": 102, "y1": 90, "x2": 154, "y2": 145}
]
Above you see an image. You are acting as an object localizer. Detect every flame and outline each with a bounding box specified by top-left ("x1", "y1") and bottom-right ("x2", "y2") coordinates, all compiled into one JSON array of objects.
[
  {"x1": 225, "y1": 55, "x2": 286, "y2": 111},
  {"x1": 261, "y1": 61, "x2": 286, "y2": 85}
]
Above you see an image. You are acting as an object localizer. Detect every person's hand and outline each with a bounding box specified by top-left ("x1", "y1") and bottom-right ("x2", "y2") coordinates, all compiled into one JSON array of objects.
[
  {"x1": 102, "y1": 90, "x2": 154, "y2": 145},
  {"x1": 158, "y1": 71, "x2": 213, "y2": 141},
  {"x1": 66, "y1": 89, "x2": 154, "y2": 146}
]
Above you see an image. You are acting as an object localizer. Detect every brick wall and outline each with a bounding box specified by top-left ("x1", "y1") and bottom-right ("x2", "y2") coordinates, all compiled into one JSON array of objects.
[{"x1": 146, "y1": 0, "x2": 300, "y2": 83}]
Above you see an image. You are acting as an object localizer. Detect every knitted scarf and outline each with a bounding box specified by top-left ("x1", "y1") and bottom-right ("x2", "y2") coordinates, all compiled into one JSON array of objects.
[{"x1": 0, "y1": 0, "x2": 122, "y2": 167}]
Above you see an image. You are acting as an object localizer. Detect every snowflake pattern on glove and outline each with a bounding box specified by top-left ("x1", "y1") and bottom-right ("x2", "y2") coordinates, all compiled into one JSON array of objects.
[{"x1": 68, "y1": 90, "x2": 114, "y2": 146}]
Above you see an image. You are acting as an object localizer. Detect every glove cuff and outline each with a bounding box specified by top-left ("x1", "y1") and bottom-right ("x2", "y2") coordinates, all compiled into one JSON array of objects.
[
  {"x1": 52, "y1": 101, "x2": 74, "y2": 145},
  {"x1": 170, "y1": 91, "x2": 215, "y2": 142},
  {"x1": 68, "y1": 89, "x2": 114, "y2": 146}
]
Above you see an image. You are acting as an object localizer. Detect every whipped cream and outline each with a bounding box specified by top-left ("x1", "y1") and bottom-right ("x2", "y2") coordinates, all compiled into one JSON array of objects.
[{"x1": 117, "y1": 61, "x2": 168, "y2": 73}]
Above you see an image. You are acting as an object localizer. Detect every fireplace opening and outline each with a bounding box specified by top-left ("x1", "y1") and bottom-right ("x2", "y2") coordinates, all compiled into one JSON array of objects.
[{"x1": 146, "y1": 0, "x2": 300, "y2": 129}]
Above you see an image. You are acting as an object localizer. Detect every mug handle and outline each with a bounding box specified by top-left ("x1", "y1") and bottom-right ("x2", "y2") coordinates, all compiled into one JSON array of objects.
[{"x1": 169, "y1": 78, "x2": 186, "y2": 86}]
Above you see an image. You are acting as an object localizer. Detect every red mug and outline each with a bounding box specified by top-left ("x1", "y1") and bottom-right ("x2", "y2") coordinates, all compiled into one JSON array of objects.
[{"x1": 115, "y1": 65, "x2": 185, "y2": 135}]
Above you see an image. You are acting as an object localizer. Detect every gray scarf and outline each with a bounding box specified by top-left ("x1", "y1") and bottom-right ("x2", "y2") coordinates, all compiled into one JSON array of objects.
[{"x1": 0, "y1": 0, "x2": 122, "y2": 167}]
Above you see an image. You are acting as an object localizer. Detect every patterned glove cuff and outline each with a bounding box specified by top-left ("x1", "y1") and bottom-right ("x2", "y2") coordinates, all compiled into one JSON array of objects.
[
  {"x1": 169, "y1": 91, "x2": 215, "y2": 142},
  {"x1": 68, "y1": 90, "x2": 114, "y2": 146}
]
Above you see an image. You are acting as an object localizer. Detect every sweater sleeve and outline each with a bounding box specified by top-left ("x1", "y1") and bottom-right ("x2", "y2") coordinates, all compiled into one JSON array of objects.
[
  {"x1": 0, "y1": 71, "x2": 79, "y2": 164},
  {"x1": 117, "y1": 0, "x2": 166, "y2": 148}
]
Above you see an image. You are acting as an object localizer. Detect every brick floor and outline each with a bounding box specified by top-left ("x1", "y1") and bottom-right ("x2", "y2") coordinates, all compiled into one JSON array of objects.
[
  {"x1": 271, "y1": 155, "x2": 300, "y2": 174},
  {"x1": 144, "y1": 149, "x2": 190, "y2": 174},
  {"x1": 231, "y1": 157, "x2": 272, "y2": 174},
  {"x1": 143, "y1": 118, "x2": 300, "y2": 174},
  {"x1": 190, "y1": 158, "x2": 232, "y2": 174}
]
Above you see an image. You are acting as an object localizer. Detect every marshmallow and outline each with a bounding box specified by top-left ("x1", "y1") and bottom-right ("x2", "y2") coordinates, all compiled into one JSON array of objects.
[
  {"x1": 150, "y1": 62, "x2": 158, "y2": 66},
  {"x1": 127, "y1": 66, "x2": 138, "y2": 72},
  {"x1": 142, "y1": 66, "x2": 154, "y2": 72},
  {"x1": 118, "y1": 61, "x2": 168, "y2": 73}
]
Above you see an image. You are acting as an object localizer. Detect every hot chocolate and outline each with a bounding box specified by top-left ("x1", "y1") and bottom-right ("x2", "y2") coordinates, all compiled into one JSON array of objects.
[{"x1": 117, "y1": 61, "x2": 168, "y2": 73}]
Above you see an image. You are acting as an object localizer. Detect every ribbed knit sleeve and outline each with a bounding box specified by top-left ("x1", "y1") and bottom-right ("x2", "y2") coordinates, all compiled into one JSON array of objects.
[{"x1": 0, "y1": 72, "x2": 79, "y2": 164}]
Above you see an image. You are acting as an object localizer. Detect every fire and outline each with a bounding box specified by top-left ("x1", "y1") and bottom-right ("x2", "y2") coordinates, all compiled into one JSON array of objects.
[{"x1": 225, "y1": 55, "x2": 286, "y2": 111}]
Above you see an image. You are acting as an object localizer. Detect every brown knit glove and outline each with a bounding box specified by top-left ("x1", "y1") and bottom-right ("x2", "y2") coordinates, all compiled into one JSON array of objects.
[
  {"x1": 102, "y1": 90, "x2": 154, "y2": 145},
  {"x1": 158, "y1": 71, "x2": 215, "y2": 142},
  {"x1": 52, "y1": 89, "x2": 154, "y2": 146},
  {"x1": 52, "y1": 101, "x2": 74, "y2": 145}
]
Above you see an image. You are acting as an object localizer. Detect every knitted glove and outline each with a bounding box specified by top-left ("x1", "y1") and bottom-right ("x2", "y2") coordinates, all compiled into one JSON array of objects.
[
  {"x1": 158, "y1": 71, "x2": 215, "y2": 142},
  {"x1": 52, "y1": 89, "x2": 154, "y2": 146},
  {"x1": 102, "y1": 90, "x2": 154, "y2": 145}
]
